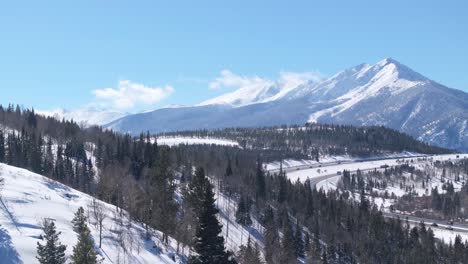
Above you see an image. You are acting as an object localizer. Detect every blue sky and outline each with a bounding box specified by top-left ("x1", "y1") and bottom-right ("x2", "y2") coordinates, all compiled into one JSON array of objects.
[{"x1": 0, "y1": 0, "x2": 466, "y2": 112}]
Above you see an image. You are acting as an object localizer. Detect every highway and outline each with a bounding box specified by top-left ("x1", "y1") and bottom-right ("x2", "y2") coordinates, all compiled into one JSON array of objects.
[
  {"x1": 267, "y1": 154, "x2": 468, "y2": 236},
  {"x1": 267, "y1": 154, "x2": 429, "y2": 174}
]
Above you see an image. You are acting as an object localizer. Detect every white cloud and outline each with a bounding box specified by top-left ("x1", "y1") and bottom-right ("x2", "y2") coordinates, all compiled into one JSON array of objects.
[
  {"x1": 208, "y1": 70, "x2": 272, "y2": 90},
  {"x1": 279, "y1": 71, "x2": 324, "y2": 86},
  {"x1": 93, "y1": 80, "x2": 174, "y2": 109}
]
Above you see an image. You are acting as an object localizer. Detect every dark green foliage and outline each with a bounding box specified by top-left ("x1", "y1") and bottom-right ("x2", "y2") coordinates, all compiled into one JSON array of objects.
[
  {"x1": 146, "y1": 146, "x2": 178, "y2": 243},
  {"x1": 235, "y1": 194, "x2": 252, "y2": 226},
  {"x1": 36, "y1": 220, "x2": 67, "y2": 264},
  {"x1": 263, "y1": 207, "x2": 281, "y2": 264},
  {"x1": 188, "y1": 167, "x2": 236, "y2": 264},
  {"x1": 281, "y1": 221, "x2": 297, "y2": 264},
  {"x1": 294, "y1": 221, "x2": 305, "y2": 258},
  {"x1": 72, "y1": 207, "x2": 88, "y2": 234},
  {"x1": 255, "y1": 159, "x2": 266, "y2": 199},
  {"x1": 71, "y1": 207, "x2": 97, "y2": 264},
  {"x1": 158, "y1": 124, "x2": 450, "y2": 159},
  {"x1": 236, "y1": 236, "x2": 263, "y2": 264}
]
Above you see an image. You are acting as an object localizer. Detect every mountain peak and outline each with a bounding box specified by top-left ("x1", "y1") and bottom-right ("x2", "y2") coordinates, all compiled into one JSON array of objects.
[
  {"x1": 373, "y1": 57, "x2": 429, "y2": 83},
  {"x1": 377, "y1": 57, "x2": 400, "y2": 66}
]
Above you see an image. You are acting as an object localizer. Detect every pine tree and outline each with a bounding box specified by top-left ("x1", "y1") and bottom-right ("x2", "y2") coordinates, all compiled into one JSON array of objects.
[
  {"x1": 264, "y1": 207, "x2": 281, "y2": 264},
  {"x1": 255, "y1": 159, "x2": 266, "y2": 199},
  {"x1": 280, "y1": 221, "x2": 297, "y2": 264},
  {"x1": 226, "y1": 158, "x2": 233, "y2": 177},
  {"x1": 294, "y1": 221, "x2": 305, "y2": 258},
  {"x1": 304, "y1": 232, "x2": 310, "y2": 256},
  {"x1": 36, "y1": 219, "x2": 67, "y2": 264},
  {"x1": 188, "y1": 167, "x2": 236, "y2": 264},
  {"x1": 236, "y1": 194, "x2": 252, "y2": 227},
  {"x1": 72, "y1": 207, "x2": 88, "y2": 234},
  {"x1": 237, "y1": 236, "x2": 263, "y2": 264},
  {"x1": 147, "y1": 146, "x2": 178, "y2": 243},
  {"x1": 71, "y1": 207, "x2": 97, "y2": 264},
  {"x1": 0, "y1": 130, "x2": 4, "y2": 163}
]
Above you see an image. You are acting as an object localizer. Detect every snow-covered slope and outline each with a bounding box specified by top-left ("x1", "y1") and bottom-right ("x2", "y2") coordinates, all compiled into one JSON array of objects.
[
  {"x1": 38, "y1": 106, "x2": 126, "y2": 127},
  {"x1": 0, "y1": 163, "x2": 183, "y2": 264},
  {"x1": 106, "y1": 58, "x2": 468, "y2": 151},
  {"x1": 198, "y1": 71, "x2": 319, "y2": 107}
]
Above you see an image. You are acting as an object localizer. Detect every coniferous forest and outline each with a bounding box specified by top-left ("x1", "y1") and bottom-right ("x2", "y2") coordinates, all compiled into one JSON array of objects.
[{"x1": 1, "y1": 104, "x2": 468, "y2": 264}]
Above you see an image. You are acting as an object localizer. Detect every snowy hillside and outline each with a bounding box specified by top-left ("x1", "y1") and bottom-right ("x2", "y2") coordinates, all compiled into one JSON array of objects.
[
  {"x1": 106, "y1": 58, "x2": 468, "y2": 151},
  {"x1": 0, "y1": 163, "x2": 183, "y2": 264}
]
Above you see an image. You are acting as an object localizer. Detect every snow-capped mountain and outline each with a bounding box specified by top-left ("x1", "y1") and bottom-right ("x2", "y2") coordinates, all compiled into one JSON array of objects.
[
  {"x1": 198, "y1": 71, "x2": 319, "y2": 107},
  {"x1": 106, "y1": 58, "x2": 468, "y2": 151},
  {"x1": 38, "y1": 106, "x2": 126, "y2": 126}
]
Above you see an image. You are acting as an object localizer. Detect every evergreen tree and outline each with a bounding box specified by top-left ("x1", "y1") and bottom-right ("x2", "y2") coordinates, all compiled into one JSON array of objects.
[
  {"x1": 235, "y1": 194, "x2": 252, "y2": 227},
  {"x1": 264, "y1": 207, "x2": 281, "y2": 264},
  {"x1": 71, "y1": 207, "x2": 97, "y2": 264},
  {"x1": 237, "y1": 236, "x2": 263, "y2": 264},
  {"x1": 188, "y1": 167, "x2": 236, "y2": 264},
  {"x1": 304, "y1": 232, "x2": 310, "y2": 256},
  {"x1": 226, "y1": 158, "x2": 233, "y2": 177},
  {"x1": 280, "y1": 221, "x2": 297, "y2": 264},
  {"x1": 36, "y1": 219, "x2": 67, "y2": 264},
  {"x1": 72, "y1": 207, "x2": 88, "y2": 234},
  {"x1": 0, "y1": 130, "x2": 4, "y2": 163},
  {"x1": 294, "y1": 221, "x2": 305, "y2": 258},
  {"x1": 255, "y1": 159, "x2": 266, "y2": 199},
  {"x1": 147, "y1": 146, "x2": 178, "y2": 243}
]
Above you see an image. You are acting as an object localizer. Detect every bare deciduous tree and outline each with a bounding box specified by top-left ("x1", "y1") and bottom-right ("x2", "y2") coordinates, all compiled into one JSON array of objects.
[{"x1": 89, "y1": 198, "x2": 107, "y2": 248}]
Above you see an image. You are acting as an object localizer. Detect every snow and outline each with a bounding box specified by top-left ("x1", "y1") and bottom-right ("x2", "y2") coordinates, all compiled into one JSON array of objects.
[
  {"x1": 265, "y1": 152, "x2": 422, "y2": 171},
  {"x1": 213, "y1": 186, "x2": 265, "y2": 254},
  {"x1": 431, "y1": 228, "x2": 468, "y2": 244},
  {"x1": 315, "y1": 175, "x2": 341, "y2": 192},
  {"x1": 308, "y1": 58, "x2": 426, "y2": 123},
  {"x1": 0, "y1": 163, "x2": 183, "y2": 264},
  {"x1": 265, "y1": 155, "x2": 351, "y2": 171},
  {"x1": 282, "y1": 153, "x2": 462, "y2": 183},
  {"x1": 155, "y1": 137, "x2": 239, "y2": 147},
  {"x1": 37, "y1": 107, "x2": 126, "y2": 126},
  {"x1": 198, "y1": 71, "x2": 320, "y2": 107}
]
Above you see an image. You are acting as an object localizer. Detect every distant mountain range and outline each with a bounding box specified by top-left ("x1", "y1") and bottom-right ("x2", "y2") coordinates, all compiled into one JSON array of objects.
[
  {"x1": 38, "y1": 106, "x2": 126, "y2": 127},
  {"x1": 99, "y1": 58, "x2": 466, "y2": 151}
]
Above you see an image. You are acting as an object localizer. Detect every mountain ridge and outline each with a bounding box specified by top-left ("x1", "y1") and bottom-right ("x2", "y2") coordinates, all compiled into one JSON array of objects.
[{"x1": 105, "y1": 58, "x2": 468, "y2": 151}]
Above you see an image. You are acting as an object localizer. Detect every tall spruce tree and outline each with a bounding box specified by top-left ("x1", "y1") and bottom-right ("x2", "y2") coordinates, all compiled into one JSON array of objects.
[
  {"x1": 235, "y1": 194, "x2": 252, "y2": 227},
  {"x1": 0, "y1": 130, "x2": 4, "y2": 163},
  {"x1": 294, "y1": 221, "x2": 305, "y2": 258},
  {"x1": 255, "y1": 159, "x2": 266, "y2": 200},
  {"x1": 36, "y1": 219, "x2": 67, "y2": 264},
  {"x1": 188, "y1": 167, "x2": 236, "y2": 264},
  {"x1": 281, "y1": 221, "x2": 297, "y2": 264},
  {"x1": 263, "y1": 207, "x2": 281, "y2": 264},
  {"x1": 72, "y1": 207, "x2": 87, "y2": 233},
  {"x1": 237, "y1": 236, "x2": 263, "y2": 264},
  {"x1": 71, "y1": 207, "x2": 97, "y2": 264},
  {"x1": 147, "y1": 146, "x2": 178, "y2": 243}
]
